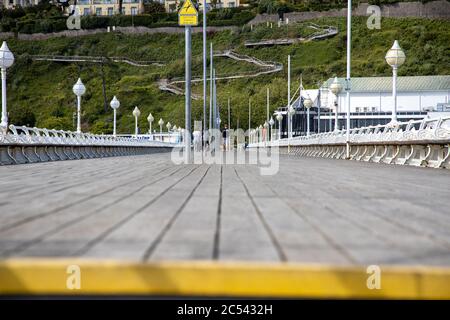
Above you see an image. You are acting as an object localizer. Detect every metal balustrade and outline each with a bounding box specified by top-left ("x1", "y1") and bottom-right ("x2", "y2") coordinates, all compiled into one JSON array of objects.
[
  {"x1": 0, "y1": 125, "x2": 176, "y2": 165},
  {"x1": 250, "y1": 116, "x2": 450, "y2": 169}
]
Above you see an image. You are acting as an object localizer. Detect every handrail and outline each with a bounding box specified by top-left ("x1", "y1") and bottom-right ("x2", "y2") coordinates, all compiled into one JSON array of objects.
[
  {"x1": 0, "y1": 124, "x2": 176, "y2": 147},
  {"x1": 251, "y1": 116, "x2": 450, "y2": 147}
]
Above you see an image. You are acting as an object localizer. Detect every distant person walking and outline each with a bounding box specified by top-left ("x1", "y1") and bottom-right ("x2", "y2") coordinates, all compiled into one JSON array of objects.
[{"x1": 222, "y1": 125, "x2": 229, "y2": 151}]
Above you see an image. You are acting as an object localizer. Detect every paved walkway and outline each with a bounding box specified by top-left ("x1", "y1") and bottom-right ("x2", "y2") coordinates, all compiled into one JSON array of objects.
[{"x1": 0, "y1": 153, "x2": 449, "y2": 266}]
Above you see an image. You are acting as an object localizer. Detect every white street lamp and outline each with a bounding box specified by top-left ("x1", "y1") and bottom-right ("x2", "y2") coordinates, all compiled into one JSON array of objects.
[
  {"x1": 132, "y1": 106, "x2": 141, "y2": 137},
  {"x1": 385, "y1": 40, "x2": 406, "y2": 124},
  {"x1": 110, "y1": 96, "x2": 120, "y2": 137},
  {"x1": 329, "y1": 76, "x2": 343, "y2": 132},
  {"x1": 72, "y1": 78, "x2": 86, "y2": 133},
  {"x1": 147, "y1": 113, "x2": 154, "y2": 134},
  {"x1": 304, "y1": 95, "x2": 313, "y2": 137},
  {"x1": 269, "y1": 117, "x2": 275, "y2": 142},
  {"x1": 0, "y1": 41, "x2": 14, "y2": 134},
  {"x1": 288, "y1": 106, "x2": 295, "y2": 138},
  {"x1": 276, "y1": 112, "x2": 283, "y2": 140},
  {"x1": 166, "y1": 121, "x2": 172, "y2": 132},
  {"x1": 158, "y1": 118, "x2": 164, "y2": 138}
]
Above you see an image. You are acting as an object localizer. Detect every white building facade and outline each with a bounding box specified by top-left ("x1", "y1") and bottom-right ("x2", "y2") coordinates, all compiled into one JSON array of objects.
[
  {"x1": 324, "y1": 75, "x2": 450, "y2": 115},
  {"x1": 277, "y1": 75, "x2": 450, "y2": 136}
]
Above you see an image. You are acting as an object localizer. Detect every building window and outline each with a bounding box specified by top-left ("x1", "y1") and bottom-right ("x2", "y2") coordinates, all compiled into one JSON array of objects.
[
  {"x1": 363, "y1": 107, "x2": 368, "y2": 113},
  {"x1": 131, "y1": 7, "x2": 138, "y2": 15},
  {"x1": 355, "y1": 107, "x2": 360, "y2": 113},
  {"x1": 9, "y1": 0, "x2": 13, "y2": 4},
  {"x1": 108, "y1": 7, "x2": 114, "y2": 16},
  {"x1": 96, "y1": 7, "x2": 102, "y2": 15},
  {"x1": 372, "y1": 107, "x2": 377, "y2": 112},
  {"x1": 83, "y1": 8, "x2": 90, "y2": 15},
  {"x1": 228, "y1": 1, "x2": 235, "y2": 7}
]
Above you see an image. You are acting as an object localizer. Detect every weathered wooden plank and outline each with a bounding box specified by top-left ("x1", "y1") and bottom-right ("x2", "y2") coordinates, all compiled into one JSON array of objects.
[
  {"x1": 0, "y1": 157, "x2": 171, "y2": 230},
  {"x1": 234, "y1": 166, "x2": 351, "y2": 264},
  {"x1": 218, "y1": 165, "x2": 280, "y2": 261},
  {"x1": 150, "y1": 165, "x2": 221, "y2": 261},
  {"x1": 80, "y1": 165, "x2": 209, "y2": 260},
  {"x1": 0, "y1": 164, "x2": 182, "y2": 257},
  {"x1": 0, "y1": 153, "x2": 449, "y2": 266},
  {"x1": 11, "y1": 164, "x2": 195, "y2": 258}
]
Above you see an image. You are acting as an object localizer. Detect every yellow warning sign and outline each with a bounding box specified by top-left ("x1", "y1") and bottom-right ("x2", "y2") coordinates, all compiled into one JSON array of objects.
[{"x1": 178, "y1": 0, "x2": 198, "y2": 26}]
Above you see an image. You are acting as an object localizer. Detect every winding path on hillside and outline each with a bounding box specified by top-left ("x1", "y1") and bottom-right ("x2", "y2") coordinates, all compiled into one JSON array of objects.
[
  {"x1": 31, "y1": 55, "x2": 164, "y2": 67},
  {"x1": 31, "y1": 51, "x2": 282, "y2": 101},
  {"x1": 30, "y1": 23, "x2": 337, "y2": 99},
  {"x1": 244, "y1": 24, "x2": 338, "y2": 48},
  {"x1": 158, "y1": 50, "x2": 283, "y2": 100}
]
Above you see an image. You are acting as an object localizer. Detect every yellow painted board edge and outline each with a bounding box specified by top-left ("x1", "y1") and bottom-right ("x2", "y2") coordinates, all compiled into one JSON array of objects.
[{"x1": 0, "y1": 259, "x2": 449, "y2": 299}]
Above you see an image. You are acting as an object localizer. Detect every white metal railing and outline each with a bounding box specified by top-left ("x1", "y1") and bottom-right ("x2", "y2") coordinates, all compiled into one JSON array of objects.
[
  {"x1": 0, "y1": 125, "x2": 175, "y2": 148},
  {"x1": 251, "y1": 116, "x2": 450, "y2": 148}
]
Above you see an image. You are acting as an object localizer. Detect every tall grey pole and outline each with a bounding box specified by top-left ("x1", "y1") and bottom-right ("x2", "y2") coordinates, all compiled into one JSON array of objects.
[
  {"x1": 227, "y1": 98, "x2": 230, "y2": 130},
  {"x1": 248, "y1": 98, "x2": 251, "y2": 142},
  {"x1": 209, "y1": 43, "x2": 213, "y2": 133},
  {"x1": 307, "y1": 108, "x2": 310, "y2": 137},
  {"x1": 217, "y1": 91, "x2": 220, "y2": 128},
  {"x1": 345, "y1": 0, "x2": 352, "y2": 158},
  {"x1": 213, "y1": 69, "x2": 216, "y2": 130},
  {"x1": 202, "y1": 3, "x2": 207, "y2": 146},
  {"x1": 317, "y1": 84, "x2": 321, "y2": 133},
  {"x1": 113, "y1": 109, "x2": 117, "y2": 136},
  {"x1": 392, "y1": 66, "x2": 398, "y2": 123},
  {"x1": 0, "y1": 69, "x2": 7, "y2": 133},
  {"x1": 185, "y1": 26, "x2": 192, "y2": 163},
  {"x1": 76, "y1": 95, "x2": 81, "y2": 133},
  {"x1": 287, "y1": 55, "x2": 291, "y2": 139},
  {"x1": 299, "y1": 74, "x2": 302, "y2": 133}
]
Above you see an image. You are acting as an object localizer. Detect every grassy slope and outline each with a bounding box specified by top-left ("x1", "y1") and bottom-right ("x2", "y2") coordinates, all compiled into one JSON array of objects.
[{"x1": 6, "y1": 16, "x2": 450, "y2": 134}]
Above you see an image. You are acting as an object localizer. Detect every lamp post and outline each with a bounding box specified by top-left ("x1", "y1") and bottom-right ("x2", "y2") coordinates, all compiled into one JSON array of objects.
[
  {"x1": 166, "y1": 121, "x2": 172, "y2": 133},
  {"x1": 110, "y1": 96, "x2": 120, "y2": 137},
  {"x1": 0, "y1": 41, "x2": 14, "y2": 134},
  {"x1": 132, "y1": 106, "x2": 140, "y2": 137},
  {"x1": 72, "y1": 78, "x2": 86, "y2": 134},
  {"x1": 385, "y1": 40, "x2": 406, "y2": 124},
  {"x1": 304, "y1": 95, "x2": 313, "y2": 137},
  {"x1": 287, "y1": 55, "x2": 291, "y2": 140},
  {"x1": 147, "y1": 113, "x2": 154, "y2": 134},
  {"x1": 329, "y1": 77, "x2": 343, "y2": 132},
  {"x1": 288, "y1": 106, "x2": 295, "y2": 138},
  {"x1": 269, "y1": 117, "x2": 274, "y2": 142},
  {"x1": 158, "y1": 118, "x2": 164, "y2": 141},
  {"x1": 276, "y1": 112, "x2": 283, "y2": 140}
]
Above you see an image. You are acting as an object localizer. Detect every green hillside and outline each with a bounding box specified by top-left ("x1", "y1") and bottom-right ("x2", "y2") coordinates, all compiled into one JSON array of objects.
[{"x1": 5, "y1": 16, "x2": 450, "y2": 134}]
